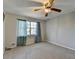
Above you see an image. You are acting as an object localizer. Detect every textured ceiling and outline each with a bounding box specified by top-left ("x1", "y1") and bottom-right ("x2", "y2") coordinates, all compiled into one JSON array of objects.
[{"x1": 3, "y1": 0, "x2": 75, "y2": 20}]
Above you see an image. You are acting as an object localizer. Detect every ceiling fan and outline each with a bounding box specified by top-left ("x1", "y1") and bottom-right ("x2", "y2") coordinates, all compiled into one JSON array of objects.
[{"x1": 32, "y1": 0, "x2": 62, "y2": 17}]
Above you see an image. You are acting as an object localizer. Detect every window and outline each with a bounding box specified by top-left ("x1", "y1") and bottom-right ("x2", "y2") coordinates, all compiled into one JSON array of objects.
[
  {"x1": 26, "y1": 21, "x2": 37, "y2": 35},
  {"x1": 17, "y1": 20, "x2": 37, "y2": 36},
  {"x1": 26, "y1": 21, "x2": 30, "y2": 35},
  {"x1": 17, "y1": 20, "x2": 27, "y2": 36}
]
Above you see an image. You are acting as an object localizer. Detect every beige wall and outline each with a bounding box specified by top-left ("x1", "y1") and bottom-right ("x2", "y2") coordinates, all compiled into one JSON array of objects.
[
  {"x1": 4, "y1": 13, "x2": 46, "y2": 48},
  {"x1": 4, "y1": 13, "x2": 17, "y2": 48},
  {"x1": 40, "y1": 21, "x2": 46, "y2": 42},
  {"x1": 46, "y1": 11, "x2": 75, "y2": 50},
  {"x1": 3, "y1": 17, "x2": 5, "y2": 53}
]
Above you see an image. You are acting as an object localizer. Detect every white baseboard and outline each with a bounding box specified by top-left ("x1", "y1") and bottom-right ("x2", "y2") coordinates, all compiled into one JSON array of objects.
[{"x1": 47, "y1": 41, "x2": 75, "y2": 51}]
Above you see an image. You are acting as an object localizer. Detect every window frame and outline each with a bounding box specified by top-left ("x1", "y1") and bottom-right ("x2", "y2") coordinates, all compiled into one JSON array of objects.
[{"x1": 26, "y1": 21, "x2": 37, "y2": 36}]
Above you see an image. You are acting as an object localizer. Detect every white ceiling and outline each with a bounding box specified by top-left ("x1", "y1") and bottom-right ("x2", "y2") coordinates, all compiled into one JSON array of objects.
[{"x1": 3, "y1": 0, "x2": 75, "y2": 20}]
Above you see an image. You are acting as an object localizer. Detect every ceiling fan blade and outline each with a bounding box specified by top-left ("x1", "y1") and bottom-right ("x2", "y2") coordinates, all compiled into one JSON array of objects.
[
  {"x1": 33, "y1": 8, "x2": 41, "y2": 11},
  {"x1": 32, "y1": 6, "x2": 43, "y2": 12},
  {"x1": 49, "y1": 0, "x2": 54, "y2": 7},
  {"x1": 45, "y1": 13, "x2": 48, "y2": 17},
  {"x1": 49, "y1": 0, "x2": 54, "y2": 4},
  {"x1": 51, "y1": 8, "x2": 62, "y2": 12}
]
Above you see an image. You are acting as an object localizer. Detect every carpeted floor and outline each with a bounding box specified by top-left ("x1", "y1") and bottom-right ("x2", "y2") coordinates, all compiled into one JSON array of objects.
[{"x1": 4, "y1": 42, "x2": 75, "y2": 59}]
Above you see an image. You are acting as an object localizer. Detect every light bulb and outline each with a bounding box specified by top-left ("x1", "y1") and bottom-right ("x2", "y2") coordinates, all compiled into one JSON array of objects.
[{"x1": 45, "y1": 9, "x2": 51, "y2": 13}]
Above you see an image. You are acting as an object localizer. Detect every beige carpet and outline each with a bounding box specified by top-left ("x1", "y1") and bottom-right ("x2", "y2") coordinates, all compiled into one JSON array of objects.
[{"x1": 4, "y1": 42, "x2": 75, "y2": 59}]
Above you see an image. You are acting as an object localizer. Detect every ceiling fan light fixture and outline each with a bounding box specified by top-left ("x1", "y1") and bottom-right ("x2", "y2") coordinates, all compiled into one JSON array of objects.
[{"x1": 45, "y1": 9, "x2": 51, "y2": 13}]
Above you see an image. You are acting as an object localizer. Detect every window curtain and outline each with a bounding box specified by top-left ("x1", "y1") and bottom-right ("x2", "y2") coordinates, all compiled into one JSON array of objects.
[
  {"x1": 35, "y1": 22, "x2": 41, "y2": 43},
  {"x1": 17, "y1": 19, "x2": 27, "y2": 46}
]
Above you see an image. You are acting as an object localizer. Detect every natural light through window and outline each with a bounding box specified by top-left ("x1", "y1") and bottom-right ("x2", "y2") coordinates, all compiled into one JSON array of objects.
[
  {"x1": 26, "y1": 21, "x2": 37, "y2": 35},
  {"x1": 17, "y1": 20, "x2": 37, "y2": 36}
]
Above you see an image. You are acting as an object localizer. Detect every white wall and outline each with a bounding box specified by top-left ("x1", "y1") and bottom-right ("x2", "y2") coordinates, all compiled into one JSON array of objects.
[
  {"x1": 4, "y1": 13, "x2": 46, "y2": 48},
  {"x1": 46, "y1": 12, "x2": 75, "y2": 50}
]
